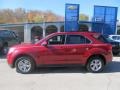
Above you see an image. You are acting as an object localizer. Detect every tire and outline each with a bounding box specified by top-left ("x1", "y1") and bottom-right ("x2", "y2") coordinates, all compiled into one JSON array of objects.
[
  {"x1": 2, "y1": 46, "x2": 9, "y2": 55},
  {"x1": 15, "y1": 56, "x2": 35, "y2": 74},
  {"x1": 2, "y1": 43, "x2": 9, "y2": 55},
  {"x1": 86, "y1": 56, "x2": 104, "y2": 73}
]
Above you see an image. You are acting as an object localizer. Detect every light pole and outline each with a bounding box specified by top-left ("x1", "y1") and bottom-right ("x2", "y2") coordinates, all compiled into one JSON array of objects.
[
  {"x1": 24, "y1": 9, "x2": 31, "y2": 43},
  {"x1": 42, "y1": 15, "x2": 46, "y2": 38}
]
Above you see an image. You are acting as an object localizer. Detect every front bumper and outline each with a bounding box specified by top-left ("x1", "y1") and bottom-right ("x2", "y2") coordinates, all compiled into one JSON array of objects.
[
  {"x1": 7, "y1": 52, "x2": 15, "y2": 68},
  {"x1": 8, "y1": 63, "x2": 14, "y2": 68}
]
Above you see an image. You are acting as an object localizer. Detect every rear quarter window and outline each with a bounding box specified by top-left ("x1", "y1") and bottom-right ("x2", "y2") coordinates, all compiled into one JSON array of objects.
[{"x1": 92, "y1": 34, "x2": 108, "y2": 43}]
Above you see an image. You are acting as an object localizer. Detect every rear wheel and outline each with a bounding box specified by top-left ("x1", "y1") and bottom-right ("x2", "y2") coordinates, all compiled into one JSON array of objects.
[
  {"x1": 86, "y1": 56, "x2": 104, "y2": 73},
  {"x1": 15, "y1": 56, "x2": 35, "y2": 74}
]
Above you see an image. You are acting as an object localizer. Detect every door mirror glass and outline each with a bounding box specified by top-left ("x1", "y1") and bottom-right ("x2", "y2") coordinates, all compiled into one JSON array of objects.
[{"x1": 41, "y1": 41, "x2": 47, "y2": 46}]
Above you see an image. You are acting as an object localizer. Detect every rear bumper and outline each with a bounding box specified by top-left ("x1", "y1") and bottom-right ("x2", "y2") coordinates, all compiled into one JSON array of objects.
[{"x1": 112, "y1": 47, "x2": 120, "y2": 54}]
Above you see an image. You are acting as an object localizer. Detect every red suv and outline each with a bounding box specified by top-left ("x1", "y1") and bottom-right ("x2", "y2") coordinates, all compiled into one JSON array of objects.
[{"x1": 7, "y1": 32, "x2": 112, "y2": 74}]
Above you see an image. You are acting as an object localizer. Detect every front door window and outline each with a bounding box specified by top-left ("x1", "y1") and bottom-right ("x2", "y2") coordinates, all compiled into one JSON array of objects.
[{"x1": 48, "y1": 35, "x2": 65, "y2": 45}]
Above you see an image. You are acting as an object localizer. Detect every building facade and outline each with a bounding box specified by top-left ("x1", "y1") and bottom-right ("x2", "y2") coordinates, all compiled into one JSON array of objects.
[{"x1": 0, "y1": 21, "x2": 119, "y2": 43}]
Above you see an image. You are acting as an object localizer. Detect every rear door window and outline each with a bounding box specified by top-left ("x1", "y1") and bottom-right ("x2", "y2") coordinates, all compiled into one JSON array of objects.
[{"x1": 65, "y1": 35, "x2": 91, "y2": 44}]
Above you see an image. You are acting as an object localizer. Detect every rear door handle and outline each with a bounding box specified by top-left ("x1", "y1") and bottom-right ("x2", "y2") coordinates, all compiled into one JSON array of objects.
[{"x1": 86, "y1": 48, "x2": 89, "y2": 50}]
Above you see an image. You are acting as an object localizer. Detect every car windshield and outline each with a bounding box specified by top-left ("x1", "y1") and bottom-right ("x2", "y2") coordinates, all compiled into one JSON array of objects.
[
  {"x1": 102, "y1": 35, "x2": 114, "y2": 42},
  {"x1": 0, "y1": 30, "x2": 16, "y2": 38},
  {"x1": 112, "y1": 36, "x2": 120, "y2": 40}
]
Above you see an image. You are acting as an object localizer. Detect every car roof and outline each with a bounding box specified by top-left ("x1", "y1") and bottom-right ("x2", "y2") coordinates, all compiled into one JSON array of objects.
[
  {"x1": 109, "y1": 35, "x2": 120, "y2": 36},
  {"x1": 51, "y1": 31, "x2": 100, "y2": 35},
  {"x1": 0, "y1": 30, "x2": 14, "y2": 32}
]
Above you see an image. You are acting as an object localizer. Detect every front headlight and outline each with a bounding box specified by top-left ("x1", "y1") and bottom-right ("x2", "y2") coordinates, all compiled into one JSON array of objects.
[{"x1": 8, "y1": 48, "x2": 15, "y2": 54}]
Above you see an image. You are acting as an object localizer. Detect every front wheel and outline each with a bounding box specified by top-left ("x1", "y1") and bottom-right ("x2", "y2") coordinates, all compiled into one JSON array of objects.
[
  {"x1": 15, "y1": 56, "x2": 35, "y2": 74},
  {"x1": 86, "y1": 56, "x2": 104, "y2": 73}
]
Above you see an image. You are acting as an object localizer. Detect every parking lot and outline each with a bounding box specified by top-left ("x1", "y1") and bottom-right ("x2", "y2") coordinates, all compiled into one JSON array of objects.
[{"x1": 0, "y1": 56, "x2": 120, "y2": 90}]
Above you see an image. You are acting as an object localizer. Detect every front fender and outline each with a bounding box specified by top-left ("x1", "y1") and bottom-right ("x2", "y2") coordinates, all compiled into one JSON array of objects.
[{"x1": 8, "y1": 48, "x2": 38, "y2": 67}]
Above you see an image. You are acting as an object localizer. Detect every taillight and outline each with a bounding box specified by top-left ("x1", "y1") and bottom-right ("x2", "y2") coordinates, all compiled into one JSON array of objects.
[{"x1": 107, "y1": 44, "x2": 112, "y2": 52}]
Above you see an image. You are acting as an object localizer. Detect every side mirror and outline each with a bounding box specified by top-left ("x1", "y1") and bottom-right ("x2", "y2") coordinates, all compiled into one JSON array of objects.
[{"x1": 41, "y1": 41, "x2": 47, "y2": 47}]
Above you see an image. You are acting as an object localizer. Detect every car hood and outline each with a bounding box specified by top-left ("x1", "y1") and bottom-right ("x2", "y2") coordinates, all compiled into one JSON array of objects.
[{"x1": 8, "y1": 43, "x2": 41, "y2": 54}]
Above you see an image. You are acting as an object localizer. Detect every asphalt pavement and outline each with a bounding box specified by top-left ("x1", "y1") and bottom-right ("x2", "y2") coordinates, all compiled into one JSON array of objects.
[{"x1": 0, "y1": 56, "x2": 120, "y2": 90}]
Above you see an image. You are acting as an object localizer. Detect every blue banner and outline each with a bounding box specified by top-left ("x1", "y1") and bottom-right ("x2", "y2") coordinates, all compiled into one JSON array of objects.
[
  {"x1": 92, "y1": 6, "x2": 118, "y2": 35},
  {"x1": 65, "y1": 4, "x2": 79, "y2": 32}
]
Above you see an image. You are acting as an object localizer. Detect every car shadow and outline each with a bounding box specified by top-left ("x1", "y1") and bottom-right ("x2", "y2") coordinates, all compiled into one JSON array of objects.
[
  {"x1": 33, "y1": 66, "x2": 87, "y2": 74},
  {"x1": 30, "y1": 61, "x2": 120, "y2": 74},
  {"x1": 103, "y1": 61, "x2": 120, "y2": 73},
  {"x1": 0, "y1": 55, "x2": 120, "y2": 74}
]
